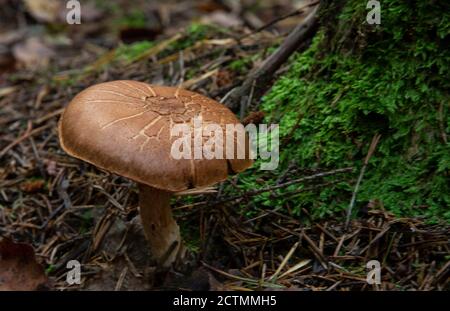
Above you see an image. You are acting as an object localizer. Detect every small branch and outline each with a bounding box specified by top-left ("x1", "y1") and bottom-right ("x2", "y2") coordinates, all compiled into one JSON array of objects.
[
  {"x1": 246, "y1": 166, "x2": 352, "y2": 197},
  {"x1": 0, "y1": 122, "x2": 52, "y2": 159},
  {"x1": 345, "y1": 134, "x2": 381, "y2": 229},
  {"x1": 175, "y1": 167, "x2": 353, "y2": 210},
  {"x1": 224, "y1": 3, "x2": 320, "y2": 111},
  {"x1": 238, "y1": 1, "x2": 321, "y2": 40}
]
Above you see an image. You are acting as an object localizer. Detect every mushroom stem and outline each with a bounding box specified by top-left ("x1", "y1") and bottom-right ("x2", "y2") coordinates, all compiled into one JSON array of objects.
[{"x1": 138, "y1": 183, "x2": 181, "y2": 267}]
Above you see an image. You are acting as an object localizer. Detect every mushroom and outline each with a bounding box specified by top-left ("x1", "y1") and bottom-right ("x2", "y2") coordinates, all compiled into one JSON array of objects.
[{"x1": 58, "y1": 80, "x2": 252, "y2": 267}]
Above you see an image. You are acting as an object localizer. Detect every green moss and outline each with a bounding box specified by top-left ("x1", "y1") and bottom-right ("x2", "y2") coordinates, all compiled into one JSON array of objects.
[
  {"x1": 164, "y1": 22, "x2": 230, "y2": 54},
  {"x1": 229, "y1": 50, "x2": 272, "y2": 74},
  {"x1": 243, "y1": 0, "x2": 450, "y2": 222},
  {"x1": 45, "y1": 264, "x2": 55, "y2": 275},
  {"x1": 114, "y1": 40, "x2": 155, "y2": 63},
  {"x1": 229, "y1": 59, "x2": 248, "y2": 72},
  {"x1": 179, "y1": 221, "x2": 201, "y2": 254},
  {"x1": 229, "y1": 54, "x2": 259, "y2": 73},
  {"x1": 117, "y1": 9, "x2": 147, "y2": 28}
]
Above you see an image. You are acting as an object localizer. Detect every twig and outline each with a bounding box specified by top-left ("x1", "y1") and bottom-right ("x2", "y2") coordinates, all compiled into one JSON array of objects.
[
  {"x1": 114, "y1": 267, "x2": 128, "y2": 291},
  {"x1": 235, "y1": 167, "x2": 353, "y2": 199},
  {"x1": 345, "y1": 134, "x2": 381, "y2": 229},
  {"x1": 239, "y1": 0, "x2": 321, "y2": 40},
  {"x1": 224, "y1": 3, "x2": 320, "y2": 110},
  {"x1": 333, "y1": 234, "x2": 346, "y2": 257},
  {"x1": 326, "y1": 280, "x2": 342, "y2": 291},
  {"x1": 240, "y1": 80, "x2": 255, "y2": 120},
  {"x1": 301, "y1": 229, "x2": 328, "y2": 269},
  {"x1": 358, "y1": 223, "x2": 393, "y2": 255},
  {"x1": 278, "y1": 259, "x2": 311, "y2": 279},
  {"x1": 201, "y1": 261, "x2": 284, "y2": 288},
  {"x1": 268, "y1": 241, "x2": 299, "y2": 281},
  {"x1": 0, "y1": 122, "x2": 52, "y2": 159},
  {"x1": 175, "y1": 167, "x2": 353, "y2": 210}
]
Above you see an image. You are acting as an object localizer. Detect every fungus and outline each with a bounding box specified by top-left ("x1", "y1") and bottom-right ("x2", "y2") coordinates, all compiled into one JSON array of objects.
[{"x1": 59, "y1": 80, "x2": 252, "y2": 266}]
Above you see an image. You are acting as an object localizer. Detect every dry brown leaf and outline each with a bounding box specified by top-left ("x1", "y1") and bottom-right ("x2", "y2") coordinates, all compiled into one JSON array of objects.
[
  {"x1": 12, "y1": 37, "x2": 55, "y2": 69},
  {"x1": 23, "y1": 0, "x2": 102, "y2": 24},
  {"x1": 216, "y1": 69, "x2": 233, "y2": 88},
  {"x1": 201, "y1": 11, "x2": 242, "y2": 28},
  {"x1": 0, "y1": 86, "x2": 17, "y2": 98},
  {"x1": 196, "y1": 1, "x2": 225, "y2": 13},
  {"x1": 0, "y1": 238, "x2": 50, "y2": 291},
  {"x1": 23, "y1": 0, "x2": 62, "y2": 23},
  {"x1": 20, "y1": 179, "x2": 45, "y2": 193},
  {"x1": 242, "y1": 111, "x2": 265, "y2": 126}
]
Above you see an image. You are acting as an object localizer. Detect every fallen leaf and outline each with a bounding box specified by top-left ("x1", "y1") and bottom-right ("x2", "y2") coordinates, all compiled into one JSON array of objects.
[
  {"x1": 201, "y1": 11, "x2": 242, "y2": 28},
  {"x1": 216, "y1": 69, "x2": 233, "y2": 88},
  {"x1": 24, "y1": 0, "x2": 102, "y2": 24},
  {"x1": 0, "y1": 238, "x2": 50, "y2": 291},
  {"x1": 23, "y1": 0, "x2": 61, "y2": 23},
  {"x1": 0, "y1": 86, "x2": 17, "y2": 98},
  {"x1": 20, "y1": 179, "x2": 45, "y2": 193},
  {"x1": 12, "y1": 37, "x2": 55, "y2": 69},
  {"x1": 196, "y1": 1, "x2": 226, "y2": 13},
  {"x1": 243, "y1": 111, "x2": 265, "y2": 126}
]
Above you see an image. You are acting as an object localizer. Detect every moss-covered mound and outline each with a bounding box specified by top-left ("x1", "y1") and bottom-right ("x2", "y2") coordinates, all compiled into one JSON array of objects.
[{"x1": 252, "y1": 0, "x2": 449, "y2": 222}]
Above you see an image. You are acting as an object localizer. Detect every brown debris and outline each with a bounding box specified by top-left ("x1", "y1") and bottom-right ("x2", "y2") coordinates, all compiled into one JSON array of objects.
[
  {"x1": 207, "y1": 208, "x2": 449, "y2": 290},
  {"x1": 12, "y1": 37, "x2": 55, "y2": 69},
  {"x1": 0, "y1": 238, "x2": 50, "y2": 291},
  {"x1": 20, "y1": 179, "x2": 45, "y2": 192}
]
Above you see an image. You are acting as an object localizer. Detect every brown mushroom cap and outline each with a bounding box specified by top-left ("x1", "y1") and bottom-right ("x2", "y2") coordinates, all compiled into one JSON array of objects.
[{"x1": 59, "y1": 80, "x2": 253, "y2": 192}]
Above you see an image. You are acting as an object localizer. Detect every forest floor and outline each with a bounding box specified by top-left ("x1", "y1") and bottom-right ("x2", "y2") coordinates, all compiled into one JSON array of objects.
[{"x1": 0, "y1": 0, "x2": 448, "y2": 291}]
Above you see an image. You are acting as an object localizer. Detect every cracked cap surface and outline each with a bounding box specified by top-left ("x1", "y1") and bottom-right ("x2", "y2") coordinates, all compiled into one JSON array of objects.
[{"x1": 59, "y1": 80, "x2": 253, "y2": 192}]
